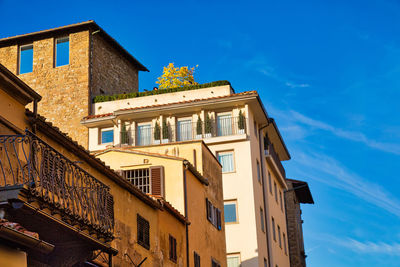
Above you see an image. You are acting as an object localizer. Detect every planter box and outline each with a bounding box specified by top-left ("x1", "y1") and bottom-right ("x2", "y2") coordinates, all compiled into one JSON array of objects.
[
  {"x1": 238, "y1": 128, "x2": 245, "y2": 134},
  {"x1": 204, "y1": 133, "x2": 212, "y2": 139},
  {"x1": 154, "y1": 140, "x2": 161, "y2": 144},
  {"x1": 195, "y1": 134, "x2": 202, "y2": 139},
  {"x1": 162, "y1": 139, "x2": 169, "y2": 144}
]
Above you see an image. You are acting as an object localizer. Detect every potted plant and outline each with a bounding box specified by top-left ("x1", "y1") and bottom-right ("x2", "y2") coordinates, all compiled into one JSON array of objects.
[
  {"x1": 162, "y1": 119, "x2": 169, "y2": 143},
  {"x1": 204, "y1": 113, "x2": 213, "y2": 138},
  {"x1": 154, "y1": 121, "x2": 161, "y2": 144},
  {"x1": 121, "y1": 122, "x2": 129, "y2": 145},
  {"x1": 238, "y1": 110, "x2": 245, "y2": 134},
  {"x1": 196, "y1": 117, "x2": 203, "y2": 139}
]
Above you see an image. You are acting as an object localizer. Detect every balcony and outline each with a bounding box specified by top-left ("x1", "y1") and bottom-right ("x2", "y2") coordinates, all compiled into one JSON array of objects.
[
  {"x1": 120, "y1": 116, "x2": 247, "y2": 146},
  {"x1": 264, "y1": 143, "x2": 286, "y2": 179},
  {"x1": 0, "y1": 131, "x2": 114, "y2": 239}
]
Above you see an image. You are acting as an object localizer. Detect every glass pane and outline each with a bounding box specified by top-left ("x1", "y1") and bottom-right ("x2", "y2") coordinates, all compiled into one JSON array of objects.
[
  {"x1": 56, "y1": 37, "x2": 69, "y2": 67},
  {"x1": 217, "y1": 114, "x2": 232, "y2": 136},
  {"x1": 101, "y1": 130, "x2": 114, "y2": 143},
  {"x1": 138, "y1": 124, "x2": 152, "y2": 146},
  {"x1": 218, "y1": 153, "x2": 234, "y2": 173},
  {"x1": 177, "y1": 119, "x2": 192, "y2": 141},
  {"x1": 20, "y1": 45, "x2": 33, "y2": 74},
  {"x1": 224, "y1": 203, "x2": 237, "y2": 223},
  {"x1": 227, "y1": 256, "x2": 240, "y2": 267}
]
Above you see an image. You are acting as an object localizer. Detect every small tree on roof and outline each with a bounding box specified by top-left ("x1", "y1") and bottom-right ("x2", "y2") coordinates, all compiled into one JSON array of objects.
[
  {"x1": 156, "y1": 63, "x2": 198, "y2": 89},
  {"x1": 154, "y1": 121, "x2": 161, "y2": 140}
]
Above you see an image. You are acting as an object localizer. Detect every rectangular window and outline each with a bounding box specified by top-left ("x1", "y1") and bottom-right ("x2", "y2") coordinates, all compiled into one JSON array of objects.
[
  {"x1": 272, "y1": 217, "x2": 276, "y2": 241},
  {"x1": 268, "y1": 171, "x2": 272, "y2": 194},
  {"x1": 101, "y1": 128, "x2": 114, "y2": 144},
  {"x1": 217, "y1": 112, "x2": 232, "y2": 136},
  {"x1": 137, "y1": 123, "x2": 152, "y2": 146},
  {"x1": 256, "y1": 160, "x2": 261, "y2": 182},
  {"x1": 137, "y1": 214, "x2": 150, "y2": 249},
  {"x1": 260, "y1": 208, "x2": 265, "y2": 232},
  {"x1": 283, "y1": 233, "x2": 287, "y2": 255},
  {"x1": 19, "y1": 44, "x2": 33, "y2": 74},
  {"x1": 194, "y1": 252, "x2": 200, "y2": 267},
  {"x1": 227, "y1": 253, "x2": 240, "y2": 267},
  {"x1": 123, "y1": 168, "x2": 150, "y2": 194},
  {"x1": 207, "y1": 198, "x2": 222, "y2": 230},
  {"x1": 264, "y1": 258, "x2": 268, "y2": 267},
  {"x1": 212, "y1": 258, "x2": 221, "y2": 267},
  {"x1": 217, "y1": 151, "x2": 234, "y2": 173},
  {"x1": 279, "y1": 190, "x2": 283, "y2": 211},
  {"x1": 177, "y1": 118, "x2": 193, "y2": 141},
  {"x1": 278, "y1": 225, "x2": 282, "y2": 248},
  {"x1": 169, "y1": 235, "x2": 177, "y2": 262},
  {"x1": 274, "y1": 182, "x2": 278, "y2": 203},
  {"x1": 254, "y1": 120, "x2": 257, "y2": 137},
  {"x1": 55, "y1": 37, "x2": 69, "y2": 67},
  {"x1": 224, "y1": 200, "x2": 237, "y2": 223}
]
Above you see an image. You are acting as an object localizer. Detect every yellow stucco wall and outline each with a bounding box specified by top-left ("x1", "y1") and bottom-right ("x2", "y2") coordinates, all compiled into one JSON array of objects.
[{"x1": 0, "y1": 245, "x2": 27, "y2": 267}]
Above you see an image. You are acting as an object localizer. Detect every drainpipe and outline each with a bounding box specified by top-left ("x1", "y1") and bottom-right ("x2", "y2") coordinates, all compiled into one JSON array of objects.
[
  {"x1": 32, "y1": 99, "x2": 38, "y2": 134},
  {"x1": 258, "y1": 123, "x2": 272, "y2": 267},
  {"x1": 183, "y1": 166, "x2": 190, "y2": 267}
]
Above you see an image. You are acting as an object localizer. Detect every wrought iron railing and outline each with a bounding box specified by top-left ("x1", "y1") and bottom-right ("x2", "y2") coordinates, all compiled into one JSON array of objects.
[
  {"x1": 119, "y1": 116, "x2": 246, "y2": 146},
  {"x1": 0, "y1": 131, "x2": 114, "y2": 238},
  {"x1": 265, "y1": 143, "x2": 286, "y2": 178}
]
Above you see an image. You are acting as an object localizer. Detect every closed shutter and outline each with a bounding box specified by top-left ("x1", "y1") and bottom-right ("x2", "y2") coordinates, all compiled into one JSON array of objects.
[
  {"x1": 216, "y1": 208, "x2": 221, "y2": 230},
  {"x1": 137, "y1": 214, "x2": 150, "y2": 249},
  {"x1": 150, "y1": 166, "x2": 164, "y2": 197},
  {"x1": 206, "y1": 198, "x2": 212, "y2": 222}
]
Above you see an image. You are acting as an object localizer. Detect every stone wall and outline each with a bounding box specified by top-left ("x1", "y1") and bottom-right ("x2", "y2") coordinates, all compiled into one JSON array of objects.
[
  {"x1": 285, "y1": 180, "x2": 307, "y2": 267},
  {"x1": 90, "y1": 33, "x2": 139, "y2": 97},
  {"x1": 0, "y1": 31, "x2": 91, "y2": 147}
]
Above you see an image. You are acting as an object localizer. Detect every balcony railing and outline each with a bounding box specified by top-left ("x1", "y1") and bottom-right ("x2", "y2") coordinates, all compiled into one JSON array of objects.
[
  {"x1": 120, "y1": 116, "x2": 246, "y2": 146},
  {"x1": 0, "y1": 131, "x2": 114, "y2": 238},
  {"x1": 264, "y1": 143, "x2": 286, "y2": 178}
]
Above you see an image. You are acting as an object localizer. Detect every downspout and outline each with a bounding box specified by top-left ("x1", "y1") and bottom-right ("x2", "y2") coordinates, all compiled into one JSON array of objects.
[
  {"x1": 259, "y1": 123, "x2": 272, "y2": 267},
  {"x1": 183, "y1": 166, "x2": 190, "y2": 267},
  {"x1": 32, "y1": 99, "x2": 38, "y2": 134}
]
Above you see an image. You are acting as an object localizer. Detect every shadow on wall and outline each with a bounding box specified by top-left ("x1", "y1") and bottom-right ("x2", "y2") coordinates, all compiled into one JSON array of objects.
[{"x1": 240, "y1": 257, "x2": 259, "y2": 267}]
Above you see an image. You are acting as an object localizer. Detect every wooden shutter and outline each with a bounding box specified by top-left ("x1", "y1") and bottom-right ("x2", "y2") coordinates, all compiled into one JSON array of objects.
[
  {"x1": 137, "y1": 214, "x2": 150, "y2": 249},
  {"x1": 150, "y1": 166, "x2": 164, "y2": 197},
  {"x1": 206, "y1": 198, "x2": 212, "y2": 222},
  {"x1": 169, "y1": 235, "x2": 177, "y2": 262},
  {"x1": 194, "y1": 252, "x2": 200, "y2": 267},
  {"x1": 216, "y1": 208, "x2": 221, "y2": 230}
]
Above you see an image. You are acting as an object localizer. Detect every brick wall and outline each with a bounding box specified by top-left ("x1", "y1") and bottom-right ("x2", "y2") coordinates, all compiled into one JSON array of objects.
[
  {"x1": 90, "y1": 33, "x2": 139, "y2": 97},
  {"x1": 0, "y1": 31, "x2": 91, "y2": 147},
  {"x1": 285, "y1": 180, "x2": 307, "y2": 267}
]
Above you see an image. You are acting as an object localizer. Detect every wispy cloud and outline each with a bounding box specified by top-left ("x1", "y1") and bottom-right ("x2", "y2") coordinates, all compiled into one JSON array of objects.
[
  {"x1": 290, "y1": 111, "x2": 400, "y2": 155},
  {"x1": 285, "y1": 82, "x2": 310, "y2": 88}
]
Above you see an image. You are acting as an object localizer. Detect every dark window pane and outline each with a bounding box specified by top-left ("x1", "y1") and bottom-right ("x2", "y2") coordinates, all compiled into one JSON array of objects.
[
  {"x1": 56, "y1": 37, "x2": 69, "y2": 67},
  {"x1": 20, "y1": 45, "x2": 33, "y2": 74},
  {"x1": 101, "y1": 129, "x2": 113, "y2": 143},
  {"x1": 224, "y1": 203, "x2": 237, "y2": 223}
]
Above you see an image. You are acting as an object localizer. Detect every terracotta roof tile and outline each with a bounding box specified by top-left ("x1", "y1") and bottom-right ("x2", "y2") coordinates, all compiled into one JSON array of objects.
[
  {"x1": 0, "y1": 219, "x2": 39, "y2": 239},
  {"x1": 83, "y1": 91, "x2": 258, "y2": 120}
]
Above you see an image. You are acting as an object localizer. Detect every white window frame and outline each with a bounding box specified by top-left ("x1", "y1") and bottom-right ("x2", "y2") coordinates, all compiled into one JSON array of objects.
[
  {"x1": 217, "y1": 150, "x2": 235, "y2": 173},
  {"x1": 100, "y1": 127, "x2": 114, "y2": 144},
  {"x1": 227, "y1": 253, "x2": 241, "y2": 267}
]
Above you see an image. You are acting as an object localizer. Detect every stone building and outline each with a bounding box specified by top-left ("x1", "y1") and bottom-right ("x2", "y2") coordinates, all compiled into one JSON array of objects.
[
  {"x1": 284, "y1": 179, "x2": 314, "y2": 267},
  {"x1": 0, "y1": 21, "x2": 148, "y2": 147}
]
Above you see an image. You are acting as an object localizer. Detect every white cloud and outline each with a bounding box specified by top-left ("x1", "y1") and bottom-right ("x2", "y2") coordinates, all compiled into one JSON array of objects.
[
  {"x1": 285, "y1": 82, "x2": 310, "y2": 88},
  {"x1": 327, "y1": 235, "x2": 400, "y2": 255}
]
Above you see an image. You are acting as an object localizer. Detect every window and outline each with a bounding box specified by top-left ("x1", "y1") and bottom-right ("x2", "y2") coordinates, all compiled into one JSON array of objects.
[
  {"x1": 137, "y1": 123, "x2": 152, "y2": 146},
  {"x1": 19, "y1": 44, "x2": 33, "y2": 74},
  {"x1": 256, "y1": 160, "x2": 261, "y2": 182},
  {"x1": 272, "y1": 217, "x2": 276, "y2": 241},
  {"x1": 264, "y1": 258, "x2": 268, "y2": 267},
  {"x1": 224, "y1": 200, "x2": 237, "y2": 223},
  {"x1": 274, "y1": 182, "x2": 278, "y2": 203},
  {"x1": 217, "y1": 112, "x2": 232, "y2": 136},
  {"x1": 100, "y1": 128, "x2": 114, "y2": 144},
  {"x1": 260, "y1": 208, "x2": 265, "y2": 232},
  {"x1": 194, "y1": 252, "x2": 200, "y2": 267},
  {"x1": 206, "y1": 198, "x2": 222, "y2": 230},
  {"x1": 177, "y1": 118, "x2": 192, "y2": 141},
  {"x1": 169, "y1": 235, "x2": 177, "y2": 262},
  {"x1": 55, "y1": 37, "x2": 69, "y2": 67},
  {"x1": 227, "y1": 254, "x2": 240, "y2": 267},
  {"x1": 268, "y1": 171, "x2": 272, "y2": 194},
  {"x1": 278, "y1": 225, "x2": 282, "y2": 248},
  {"x1": 217, "y1": 151, "x2": 234, "y2": 173},
  {"x1": 137, "y1": 214, "x2": 150, "y2": 249},
  {"x1": 279, "y1": 190, "x2": 283, "y2": 211},
  {"x1": 123, "y1": 168, "x2": 150, "y2": 193},
  {"x1": 212, "y1": 258, "x2": 221, "y2": 267},
  {"x1": 254, "y1": 120, "x2": 257, "y2": 137},
  {"x1": 283, "y1": 233, "x2": 287, "y2": 255}
]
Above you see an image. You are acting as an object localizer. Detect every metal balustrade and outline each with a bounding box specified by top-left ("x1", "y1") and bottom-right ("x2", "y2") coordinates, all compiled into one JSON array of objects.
[
  {"x1": 264, "y1": 143, "x2": 286, "y2": 178},
  {"x1": 0, "y1": 131, "x2": 114, "y2": 237}
]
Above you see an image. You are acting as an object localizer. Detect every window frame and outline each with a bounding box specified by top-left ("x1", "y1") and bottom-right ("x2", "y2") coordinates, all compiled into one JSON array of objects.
[
  {"x1": 55, "y1": 36, "x2": 70, "y2": 67},
  {"x1": 169, "y1": 234, "x2": 177, "y2": 262},
  {"x1": 272, "y1": 217, "x2": 276, "y2": 242},
  {"x1": 278, "y1": 225, "x2": 282, "y2": 248},
  {"x1": 260, "y1": 207, "x2": 265, "y2": 232},
  {"x1": 18, "y1": 44, "x2": 34, "y2": 75},
  {"x1": 100, "y1": 127, "x2": 114, "y2": 144},
  {"x1": 227, "y1": 253, "x2": 241, "y2": 267},
  {"x1": 224, "y1": 199, "x2": 238, "y2": 224},
  {"x1": 217, "y1": 150, "x2": 235, "y2": 173},
  {"x1": 137, "y1": 214, "x2": 150, "y2": 250}
]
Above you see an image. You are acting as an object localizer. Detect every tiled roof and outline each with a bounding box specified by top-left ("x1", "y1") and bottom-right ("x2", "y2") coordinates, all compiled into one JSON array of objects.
[
  {"x1": 83, "y1": 91, "x2": 258, "y2": 120},
  {"x1": 94, "y1": 147, "x2": 187, "y2": 161},
  {"x1": 151, "y1": 196, "x2": 188, "y2": 224},
  {"x1": 0, "y1": 219, "x2": 39, "y2": 239}
]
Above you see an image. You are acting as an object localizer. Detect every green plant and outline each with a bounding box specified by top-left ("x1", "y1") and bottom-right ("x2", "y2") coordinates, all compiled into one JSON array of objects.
[
  {"x1": 238, "y1": 110, "x2": 245, "y2": 130},
  {"x1": 121, "y1": 123, "x2": 128, "y2": 144},
  {"x1": 162, "y1": 119, "x2": 169, "y2": 139},
  {"x1": 92, "y1": 80, "x2": 231, "y2": 103},
  {"x1": 154, "y1": 121, "x2": 161, "y2": 140},
  {"x1": 196, "y1": 117, "x2": 203, "y2": 135},
  {"x1": 205, "y1": 113, "x2": 212, "y2": 134}
]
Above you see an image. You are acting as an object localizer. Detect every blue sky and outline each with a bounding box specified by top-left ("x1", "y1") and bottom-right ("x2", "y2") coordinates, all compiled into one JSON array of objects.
[{"x1": 1, "y1": 0, "x2": 400, "y2": 266}]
